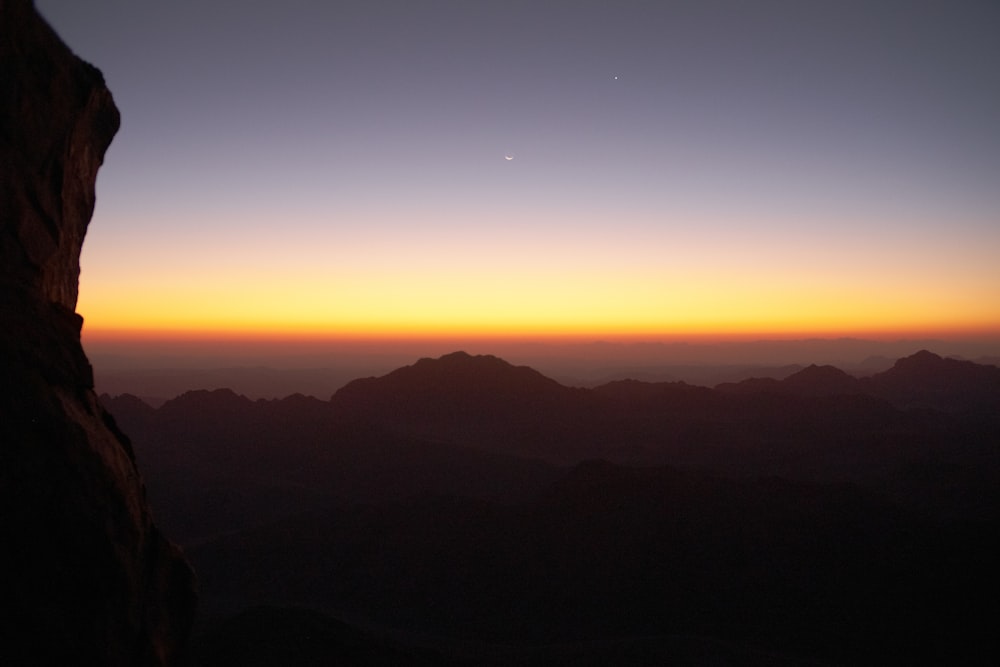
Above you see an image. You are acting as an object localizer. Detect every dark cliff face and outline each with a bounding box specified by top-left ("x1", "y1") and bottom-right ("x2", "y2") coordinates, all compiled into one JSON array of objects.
[{"x1": 1, "y1": 1, "x2": 197, "y2": 665}]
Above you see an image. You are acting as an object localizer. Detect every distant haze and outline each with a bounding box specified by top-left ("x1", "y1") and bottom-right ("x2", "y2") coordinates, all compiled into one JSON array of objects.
[{"x1": 86, "y1": 334, "x2": 1000, "y2": 401}]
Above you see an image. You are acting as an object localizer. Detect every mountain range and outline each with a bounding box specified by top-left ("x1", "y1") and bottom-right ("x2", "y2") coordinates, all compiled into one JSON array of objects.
[{"x1": 101, "y1": 349, "x2": 1000, "y2": 665}]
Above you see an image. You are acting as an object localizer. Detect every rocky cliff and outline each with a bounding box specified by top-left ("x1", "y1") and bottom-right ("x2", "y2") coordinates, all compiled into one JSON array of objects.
[{"x1": 0, "y1": 1, "x2": 197, "y2": 665}]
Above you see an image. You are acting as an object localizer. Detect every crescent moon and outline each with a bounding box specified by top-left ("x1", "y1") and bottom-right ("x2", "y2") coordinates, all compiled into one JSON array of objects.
[{"x1": 504, "y1": 154, "x2": 514, "y2": 161}]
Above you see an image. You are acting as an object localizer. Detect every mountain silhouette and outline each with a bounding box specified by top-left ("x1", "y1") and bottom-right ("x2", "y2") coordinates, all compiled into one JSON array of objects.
[
  {"x1": 113, "y1": 349, "x2": 1000, "y2": 535},
  {"x1": 331, "y1": 351, "x2": 607, "y2": 462},
  {"x1": 101, "y1": 349, "x2": 1000, "y2": 664},
  {"x1": 109, "y1": 388, "x2": 559, "y2": 546},
  {"x1": 780, "y1": 363, "x2": 862, "y2": 395},
  {"x1": 864, "y1": 349, "x2": 1000, "y2": 411},
  {"x1": 717, "y1": 363, "x2": 862, "y2": 397},
  {"x1": 333, "y1": 350, "x2": 587, "y2": 418},
  {"x1": 95, "y1": 343, "x2": 1000, "y2": 662}
]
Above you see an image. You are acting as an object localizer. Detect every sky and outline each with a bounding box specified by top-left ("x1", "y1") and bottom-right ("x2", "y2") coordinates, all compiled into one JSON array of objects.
[{"x1": 35, "y1": 0, "x2": 1000, "y2": 352}]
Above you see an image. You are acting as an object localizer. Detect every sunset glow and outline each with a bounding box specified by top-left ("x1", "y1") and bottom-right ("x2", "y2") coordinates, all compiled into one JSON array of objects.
[
  {"x1": 78, "y1": 210, "x2": 1000, "y2": 341},
  {"x1": 38, "y1": 0, "x2": 1000, "y2": 352}
]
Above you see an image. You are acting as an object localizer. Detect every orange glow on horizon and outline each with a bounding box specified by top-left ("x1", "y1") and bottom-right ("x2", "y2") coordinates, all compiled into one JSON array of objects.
[
  {"x1": 78, "y1": 273, "x2": 1000, "y2": 341},
  {"x1": 81, "y1": 321, "x2": 1000, "y2": 346},
  {"x1": 77, "y1": 208, "x2": 1000, "y2": 347}
]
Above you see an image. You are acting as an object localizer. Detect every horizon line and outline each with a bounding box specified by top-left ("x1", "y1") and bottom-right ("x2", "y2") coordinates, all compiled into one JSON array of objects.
[{"x1": 81, "y1": 326, "x2": 1000, "y2": 346}]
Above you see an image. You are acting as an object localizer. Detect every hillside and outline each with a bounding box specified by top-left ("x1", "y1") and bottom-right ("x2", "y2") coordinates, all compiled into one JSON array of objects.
[{"x1": 102, "y1": 350, "x2": 1000, "y2": 664}]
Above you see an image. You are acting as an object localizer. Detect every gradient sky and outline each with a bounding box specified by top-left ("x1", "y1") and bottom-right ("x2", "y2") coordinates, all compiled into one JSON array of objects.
[{"x1": 36, "y1": 0, "x2": 1000, "y2": 343}]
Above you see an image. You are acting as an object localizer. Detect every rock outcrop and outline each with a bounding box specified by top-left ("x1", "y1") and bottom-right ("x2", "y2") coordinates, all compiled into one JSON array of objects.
[{"x1": 1, "y1": 1, "x2": 197, "y2": 665}]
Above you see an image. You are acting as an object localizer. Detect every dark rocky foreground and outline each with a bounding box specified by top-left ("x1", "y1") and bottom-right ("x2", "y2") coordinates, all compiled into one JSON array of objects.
[{"x1": 0, "y1": 2, "x2": 196, "y2": 664}]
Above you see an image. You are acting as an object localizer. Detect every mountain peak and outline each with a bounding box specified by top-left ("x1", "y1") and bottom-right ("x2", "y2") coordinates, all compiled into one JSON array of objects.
[
  {"x1": 414, "y1": 350, "x2": 488, "y2": 366},
  {"x1": 781, "y1": 364, "x2": 860, "y2": 396},
  {"x1": 869, "y1": 349, "x2": 1000, "y2": 410},
  {"x1": 787, "y1": 364, "x2": 851, "y2": 380},
  {"x1": 894, "y1": 349, "x2": 943, "y2": 369},
  {"x1": 329, "y1": 352, "x2": 589, "y2": 460},
  {"x1": 883, "y1": 350, "x2": 962, "y2": 381},
  {"x1": 439, "y1": 350, "x2": 473, "y2": 361},
  {"x1": 336, "y1": 352, "x2": 566, "y2": 401},
  {"x1": 416, "y1": 350, "x2": 509, "y2": 369},
  {"x1": 159, "y1": 387, "x2": 253, "y2": 415}
]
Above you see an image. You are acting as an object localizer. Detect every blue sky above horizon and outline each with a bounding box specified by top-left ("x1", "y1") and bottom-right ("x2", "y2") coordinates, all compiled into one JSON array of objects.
[{"x1": 36, "y1": 0, "x2": 1000, "y2": 342}]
